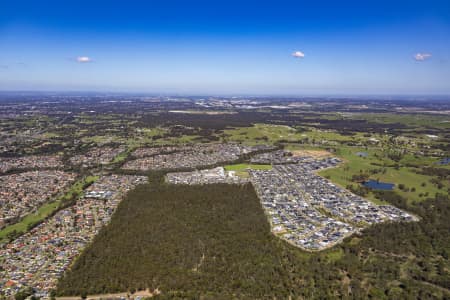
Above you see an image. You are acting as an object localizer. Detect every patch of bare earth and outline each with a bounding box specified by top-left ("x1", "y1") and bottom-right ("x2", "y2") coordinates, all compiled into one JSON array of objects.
[
  {"x1": 56, "y1": 289, "x2": 159, "y2": 300},
  {"x1": 291, "y1": 149, "x2": 332, "y2": 158}
]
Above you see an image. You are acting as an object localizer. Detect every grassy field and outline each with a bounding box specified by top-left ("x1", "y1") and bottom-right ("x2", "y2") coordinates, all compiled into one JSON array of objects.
[
  {"x1": 221, "y1": 122, "x2": 448, "y2": 204},
  {"x1": 0, "y1": 176, "x2": 98, "y2": 242},
  {"x1": 81, "y1": 135, "x2": 121, "y2": 145},
  {"x1": 124, "y1": 127, "x2": 200, "y2": 148},
  {"x1": 318, "y1": 146, "x2": 448, "y2": 203},
  {"x1": 111, "y1": 151, "x2": 130, "y2": 164},
  {"x1": 222, "y1": 123, "x2": 389, "y2": 147},
  {"x1": 157, "y1": 134, "x2": 201, "y2": 145},
  {"x1": 0, "y1": 201, "x2": 61, "y2": 242},
  {"x1": 136, "y1": 127, "x2": 168, "y2": 138},
  {"x1": 78, "y1": 127, "x2": 201, "y2": 161},
  {"x1": 222, "y1": 123, "x2": 300, "y2": 145},
  {"x1": 60, "y1": 176, "x2": 99, "y2": 202},
  {"x1": 224, "y1": 163, "x2": 272, "y2": 178},
  {"x1": 349, "y1": 112, "x2": 450, "y2": 130}
]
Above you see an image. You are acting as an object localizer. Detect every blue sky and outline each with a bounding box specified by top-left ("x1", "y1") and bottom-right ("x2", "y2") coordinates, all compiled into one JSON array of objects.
[{"x1": 1, "y1": 0, "x2": 449, "y2": 95}]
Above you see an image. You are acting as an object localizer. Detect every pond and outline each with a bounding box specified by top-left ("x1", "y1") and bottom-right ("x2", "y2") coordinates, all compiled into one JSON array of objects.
[
  {"x1": 437, "y1": 157, "x2": 450, "y2": 165},
  {"x1": 363, "y1": 180, "x2": 395, "y2": 190},
  {"x1": 356, "y1": 152, "x2": 368, "y2": 157}
]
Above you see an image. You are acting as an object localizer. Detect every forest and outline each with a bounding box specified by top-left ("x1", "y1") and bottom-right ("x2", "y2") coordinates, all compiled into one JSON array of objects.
[{"x1": 55, "y1": 173, "x2": 450, "y2": 299}]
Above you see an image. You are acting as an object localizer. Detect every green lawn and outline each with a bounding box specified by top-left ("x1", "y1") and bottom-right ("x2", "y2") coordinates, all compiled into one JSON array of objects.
[
  {"x1": 0, "y1": 201, "x2": 60, "y2": 242},
  {"x1": 223, "y1": 164, "x2": 272, "y2": 178},
  {"x1": 111, "y1": 150, "x2": 131, "y2": 164},
  {"x1": 60, "y1": 175, "x2": 99, "y2": 202}
]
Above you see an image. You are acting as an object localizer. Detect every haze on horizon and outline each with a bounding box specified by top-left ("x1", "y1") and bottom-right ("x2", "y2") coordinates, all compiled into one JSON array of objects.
[{"x1": 1, "y1": 0, "x2": 450, "y2": 95}]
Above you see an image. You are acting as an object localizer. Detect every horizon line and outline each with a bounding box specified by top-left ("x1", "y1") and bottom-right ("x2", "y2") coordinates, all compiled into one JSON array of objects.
[{"x1": 1, "y1": 90, "x2": 450, "y2": 99}]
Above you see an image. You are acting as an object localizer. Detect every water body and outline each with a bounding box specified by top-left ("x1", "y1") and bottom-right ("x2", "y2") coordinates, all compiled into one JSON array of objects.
[
  {"x1": 363, "y1": 180, "x2": 395, "y2": 190},
  {"x1": 356, "y1": 152, "x2": 368, "y2": 157},
  {"x1": 437, "y1": 157, "x2": 450, "y2": 165}
]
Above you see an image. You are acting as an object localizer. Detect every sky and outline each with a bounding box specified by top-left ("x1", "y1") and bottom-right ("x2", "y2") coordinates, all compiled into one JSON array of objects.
[{"x1": 0, "y1": 0, "x2": 450, "y2": 95}]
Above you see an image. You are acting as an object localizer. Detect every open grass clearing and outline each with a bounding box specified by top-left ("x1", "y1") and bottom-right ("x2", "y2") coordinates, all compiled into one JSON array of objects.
[{"x1": 318, "y1": 146, "x2": 449, "y2": 203}]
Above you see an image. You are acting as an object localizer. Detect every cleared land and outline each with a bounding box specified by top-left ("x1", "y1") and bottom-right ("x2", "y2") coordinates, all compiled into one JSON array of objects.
[
  {"x1": 224, "y1": 164, "x2": 272, "y2": 178},
  {"x1": 222, "y1": 124, "x2": 300, "y2": 145},
  {"x1": 291, "y1": 149, "x2": 332, "y2": 158}
]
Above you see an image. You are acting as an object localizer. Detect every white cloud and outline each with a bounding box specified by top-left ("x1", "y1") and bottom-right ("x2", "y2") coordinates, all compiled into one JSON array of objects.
[
  {"x1": 414, "y1": 53, "x2": 432, "y2": 61},
  {"x1": 76, "y1": 56, "x2": 92, "y2": 63},
  {"x1": 292, "y1": 51, "x2": 305, "y2": 58}
]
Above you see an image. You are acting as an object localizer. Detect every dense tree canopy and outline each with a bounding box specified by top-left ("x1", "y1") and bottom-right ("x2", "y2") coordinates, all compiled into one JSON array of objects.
[{"x1": 56, "y1": 176, "x2": 450, "y2": 299}]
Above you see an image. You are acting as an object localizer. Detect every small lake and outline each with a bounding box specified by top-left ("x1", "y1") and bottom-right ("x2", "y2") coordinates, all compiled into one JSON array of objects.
[
  {"x1": 437, "y1": 157, "x2": 450, "y2": 165},
  {"x1": 363, "y1": 180, "x2": 395, "y2": 190},
  {"x1": 356, "y1": 152, "x2": 368, "y2": 157}
]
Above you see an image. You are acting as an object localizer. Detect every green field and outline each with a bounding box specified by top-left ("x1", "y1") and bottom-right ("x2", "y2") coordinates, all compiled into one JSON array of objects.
[
  {"x1": 60, "y1": 176, "x2": 99, "y2": 202},
  {"x1": 157, "y1": 134, "x2": 201, "y2": 145},
  {"x1": 0, "y1": 201, "x2": 61, "y2": 242},
  {"x1": 0, "y1": 176, "x2": 98, "y2": 242},
  {"x1": 318, "y1": 147, "x2": 449, "y2": 203},
  {"x1": 81, "y1": 135, "x2": 119, "y2": 144},
  {"x1": 222, "y1": 123, "x2": 389, "y2": 147},
  {"x1": 349, "y1": 112, "x2": 450, "y2": 130},
  {"x1": 111, "y1": 149, "x2": 132, "y2": 164},
  {"x1": 224, "y1": 163, "x2": 272, "y2": 178},
  {"x1": 221, "y1": 122, "x2": 448, "y2": 204},
  {"x1": 223, "y1": 123, "x2": 300, "y2": 145}
]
